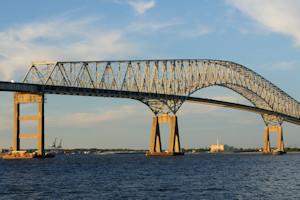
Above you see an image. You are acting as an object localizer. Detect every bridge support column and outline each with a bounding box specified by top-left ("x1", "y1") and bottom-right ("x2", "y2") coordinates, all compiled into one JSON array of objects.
[
  {"x1": 146, "y1": 114, "x2": 183, "y2": 156},
  {"x1": 150, "y1": 116, "x2": 162, "y2": 153},
  {"x1": 263, "y1": 126, "x2": 285, "y2": 154},
  {"x1": 263, "y1": 127, "x2": 271, "y2": 153},
  {"x1": 13, "y1": 92, "x2": 45, "y2": 157}
]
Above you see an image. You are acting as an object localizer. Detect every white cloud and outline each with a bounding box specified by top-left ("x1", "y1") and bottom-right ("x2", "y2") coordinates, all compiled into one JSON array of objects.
[
  {"x1": 0, "y1": 15, "x2": 138, "y2": 80},
  {"x1": 264, "y1": 60, "x2": 298, "y2": 71},
  {"x1": 47, "y1": 105, "x2": 148, "y2": 127},
  {"x1": 47, "y1": 95, "x2": 246, "y2": 128},
  {"x1": 228, "y1": 0, "x2": 300, "y2": 46},
  {"x1": 128, "y1": 19, "x2": 181, "y2": 33},
  {"x1": 179, "y1": 102, "x2": 259, "y2": 125},
  {"x1": 179, "y1": 25, "x2": 211, "y2": 38},
  {"x1": 128, "y1": 0, "x2": 155, "y2": 15}
]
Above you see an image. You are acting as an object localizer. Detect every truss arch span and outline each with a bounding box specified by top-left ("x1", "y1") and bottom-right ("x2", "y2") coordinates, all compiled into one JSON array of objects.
[
  {"x1": 187, "y1": 61, "x2": 299, "y2": 118},
  {"x1": 23, "y1": 59, "x2": 300, "y2": 119}
]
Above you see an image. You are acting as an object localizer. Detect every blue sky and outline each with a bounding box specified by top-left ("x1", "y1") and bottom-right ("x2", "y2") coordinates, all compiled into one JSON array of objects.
[{"x1": 0, "y1": 0, "x2": 300, "y2": 149}]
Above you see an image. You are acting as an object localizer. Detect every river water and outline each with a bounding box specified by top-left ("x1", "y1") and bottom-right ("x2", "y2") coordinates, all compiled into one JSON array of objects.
[{"x1": 0, "y1": 153, "x2": 300, "y2": 199}]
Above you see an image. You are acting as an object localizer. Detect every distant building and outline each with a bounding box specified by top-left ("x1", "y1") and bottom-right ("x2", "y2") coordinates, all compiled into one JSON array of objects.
[
  {"x1": 210, "y1": 144, "x2": 225, "y2": 152},
  {"x1": 210, "y1": 137, "x2": 225, "y2": 152}
]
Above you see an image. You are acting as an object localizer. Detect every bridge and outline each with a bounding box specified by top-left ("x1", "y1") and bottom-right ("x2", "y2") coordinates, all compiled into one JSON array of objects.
[{"x1": 1, "y1": 59, "x2": 299, "y2": 156}]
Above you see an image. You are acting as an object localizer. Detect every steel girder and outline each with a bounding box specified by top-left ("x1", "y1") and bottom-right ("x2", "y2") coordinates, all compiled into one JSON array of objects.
[{"x1": 23, "y1": 59, "x2": 300, "y2": 124}]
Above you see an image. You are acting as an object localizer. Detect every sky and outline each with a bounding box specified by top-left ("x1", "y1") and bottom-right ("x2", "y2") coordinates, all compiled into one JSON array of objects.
[{"x1": 0, "y1": 0, "x2": 300, "y2": 149}]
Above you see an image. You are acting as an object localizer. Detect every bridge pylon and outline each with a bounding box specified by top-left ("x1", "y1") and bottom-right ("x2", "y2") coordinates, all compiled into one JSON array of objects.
[
  {"x1": 263, "y1": 126, "x2": 285, "y2": 154},
  {"x1": 146, "y1": 114, "x2": 183, "y2": 156},
  {"x1": 13, "y1": 92, "x2": 45, "y2": 157}
]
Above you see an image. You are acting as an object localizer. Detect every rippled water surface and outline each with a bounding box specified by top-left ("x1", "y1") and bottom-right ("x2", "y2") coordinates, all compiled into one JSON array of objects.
[{"x1": 1, "y1": 153, "x2": 300, "y2": 199}]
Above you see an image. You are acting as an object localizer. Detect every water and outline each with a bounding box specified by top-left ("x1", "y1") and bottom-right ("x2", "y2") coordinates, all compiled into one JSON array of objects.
[{"x1": 1, "y1": 153, "x2": 300, "y2": 200}]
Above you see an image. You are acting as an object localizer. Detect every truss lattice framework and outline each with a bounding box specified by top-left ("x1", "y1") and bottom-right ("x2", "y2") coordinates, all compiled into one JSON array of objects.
[{"x1": 23, "y1": 60, "x2": 300, "y2": 124}]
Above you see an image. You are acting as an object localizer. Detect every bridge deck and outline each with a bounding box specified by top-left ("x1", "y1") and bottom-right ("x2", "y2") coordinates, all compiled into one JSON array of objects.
[{"x1": 1, "y1": 81, "x2": 299, "y2": 125}]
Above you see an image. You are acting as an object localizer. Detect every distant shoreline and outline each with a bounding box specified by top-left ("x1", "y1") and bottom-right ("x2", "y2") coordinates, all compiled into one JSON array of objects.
[{"x1": 2, "y1": 148, "x2": 300, "y2": 155}]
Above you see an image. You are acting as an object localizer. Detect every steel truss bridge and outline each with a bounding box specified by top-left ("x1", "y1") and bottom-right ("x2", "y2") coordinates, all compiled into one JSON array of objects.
[{"x1": 1, "y1": 59, "x2": 299, "y2": 156}]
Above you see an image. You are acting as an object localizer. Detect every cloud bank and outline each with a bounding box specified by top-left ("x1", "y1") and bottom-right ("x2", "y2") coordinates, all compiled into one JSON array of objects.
[
  {"x1": 228, "y1": 0, "x2": 300, "y2": 46},
  {"x1": 128, "y1": 0, "x2": 155, "y2": 15},
  {"x1": 0, "y1": 16, "x2": 138, "y2": 80}
]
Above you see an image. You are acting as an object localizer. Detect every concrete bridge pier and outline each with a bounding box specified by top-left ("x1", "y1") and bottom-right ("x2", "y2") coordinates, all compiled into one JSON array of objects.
[
  {"x1": 13, "y1": 92, "x2": 45, "y2": 157},
  {"x1": 263, "y1": 126, "x2": 284, "y2": 154},
  {"x1": 146, "y1": 114, "x2": 183, "y2": 156}
]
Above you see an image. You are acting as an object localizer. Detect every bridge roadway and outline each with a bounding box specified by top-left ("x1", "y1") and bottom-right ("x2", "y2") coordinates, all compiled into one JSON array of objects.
[{"x1": 1, "y1": 81, "x2": 299, "y2": 125}]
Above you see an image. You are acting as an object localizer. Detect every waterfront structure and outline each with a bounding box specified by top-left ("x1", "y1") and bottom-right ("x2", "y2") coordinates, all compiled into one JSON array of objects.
[
  {"x1": 0, "y1": 59, "x2": 300, "y2": 157},
  {"x1": 210, "y1": 144, "x2": 225, "y2": 153},
  {"x1": 210, "y1": 138, "x2": 224, "y2": 153}
]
